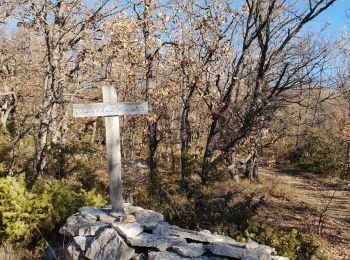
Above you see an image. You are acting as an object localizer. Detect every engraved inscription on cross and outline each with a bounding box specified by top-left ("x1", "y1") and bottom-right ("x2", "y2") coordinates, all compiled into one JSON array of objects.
[{"x1": 73, "y1": 86, "x2": 148, "y2": 212}]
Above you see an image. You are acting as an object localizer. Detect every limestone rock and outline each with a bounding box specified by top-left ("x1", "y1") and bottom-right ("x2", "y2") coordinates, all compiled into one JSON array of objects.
[
  {"x1": 153, "y1": 223, "x2": 242, "y2": 245},
  {"x1": 271, "y1": 256, "x2": 289, "y2": 260},
  {"x1": 128, "y1": 232, "x2": 186, "y2": 251},
  {"x1": 206, "y1": 242, "x2": 246, "y2": 259},
  {"x1": 148, "y1": 251, "x2": 184, "y2": 260},
  {"x1": 148, "y1": 251, "x2": 229, "y2": 260},
  {"x1": 99, "y1": 214, "x2": 117, "y2": 222},
  {"x1": 85, "y1": 228, "x2": 135, "y2": 260},
  {"x1": 245, "y1": 239, "x2": 259, "y2": 250},
  {"x1": 133, "y1": 209, "x2": 164, "y2": 224},
  {"x1": 79, "y1": 207, "x2": 106, "y2": 220},
  {"x1": 59, "y1": 214, "x2": 97, "y2": 236},
  {"x1": 171, "y1": 243, "x2": 206, "y2": 257},
  {"x1": 73, "y1": 236, "x2": 93, "y2": 251},
  {"x1": 241, "y1": 257, "x2": 259, "y2": 260},
  {"x1": 206, "y1": 242, "x2": 273, "y2": 260},
  {"x1": 111, "y1": 212, "x2": 137, "y2": 223},
  {"x1": 78, "y1": 223, "x2": 111, "y2": 237},
  {"x1": 125, "y1": 205, "x2": 144, "y2": 214},
  {"x1": 113, "y1": 222, "x2": 144, "y2": 239},
  {"x1": 66, "y1": 242, "x2": 83, "y2": 260},
  {"x1": 247, "y1": 245, "x2": 274, "y2": 260},
  {"x1": 195, "y1": 256, "x2": 229, "y2": 260}
]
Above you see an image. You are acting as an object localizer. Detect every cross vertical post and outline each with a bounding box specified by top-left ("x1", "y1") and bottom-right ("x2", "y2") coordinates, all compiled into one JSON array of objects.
[{"x1": 102, "y1": 86, "x2": 124, "y2": 212}]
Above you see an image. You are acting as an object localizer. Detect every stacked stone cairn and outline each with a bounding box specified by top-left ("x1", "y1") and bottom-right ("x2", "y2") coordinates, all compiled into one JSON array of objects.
[{"x1": 59, "y1": 204, "x2": 288, "y2": 260}]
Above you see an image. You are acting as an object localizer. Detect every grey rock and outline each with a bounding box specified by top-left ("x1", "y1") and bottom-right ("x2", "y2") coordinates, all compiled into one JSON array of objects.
[
  {"x1": 148, "y1": 251, "x2": 184, "y2": 260},
  {"x1": 78, "y1": 223, "x2": 111, "y2": 237},
  {"x1": 133, "y1": 209, "x2": 164, "y2": 224},
  {"x1": 241, "y1": 256, "x2": 259, "y2": 260},
  {"x1": 73, "y1": 236, "x2": 93, "y2": 251},
  {"x1": 85, "y1": 228, "x2": 135, "y2": 260},
  {"x1": 245, "y1": 239, "x2": 259, "y2": 250},
  {"x1": 195, "y1": 257, "x2": 229, "y2": 260},
  {"x1": 206, "y1": 243, "x2": 246, "y2": 259},
  {"x1": 128, "y1": 232, "x2": 186, "y2": 251},
  {"x1": 171, "y1": 243, "x2": 206, "y2": 257},
  {"x1": 113, "y1": 222, "x2": 144, "y2": 239},
  {"x1": 79, "y1": 206, "x2": 106, "y2": 220},
  {"x1": 59, "y1": 214, "x2": 97, "y2": 236},
  {"x1": 148, "y1": 251, "x2": 229, "y2": 260},
  {"x1": 124, "y1": 204, "x2": 144, "y2": 214},
  {"x1": 152, "y1": 221, "x2": 172, "y2": 235},
  {"x1": 206, "y1": 242, "x2": 273, "y2": 260},
  {"x1": 271, "y1": 257, "x2": 289, "y2": 260},
  {"x1": 153, "y1": 223, "x2": 242, "y2": 245},
  {"x1": 66, "y1": 242, "x2": 84, "y2": 260},
  {"x1": 142, "y1": 220, "x2": 171, "y2": 232},
  {"x1": 247, "y1": 245, "x2": 274, "y2": 260}
]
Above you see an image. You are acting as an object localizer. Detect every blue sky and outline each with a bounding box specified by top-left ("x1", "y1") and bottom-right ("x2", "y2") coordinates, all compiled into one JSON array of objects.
[
  {"x1": 310, "y1": 0, "x2": 350, "y2": 39},
  {"x1": 4, "y1": 0, "x2": 350, "y2": 40}
]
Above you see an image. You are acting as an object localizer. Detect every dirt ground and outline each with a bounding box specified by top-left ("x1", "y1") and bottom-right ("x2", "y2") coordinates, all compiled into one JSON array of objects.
[
  {"x1": 259, "y1": 166, "x2": 350, "y2": 260},
  {"x1": 121, "y1": 161, "x2": 350, "y2": 259}
]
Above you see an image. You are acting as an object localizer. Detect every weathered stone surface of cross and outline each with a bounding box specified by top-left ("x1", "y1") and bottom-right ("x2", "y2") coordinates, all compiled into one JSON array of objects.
[{"x1": 73, "y1": 86, "x2": 148, "y2": 212}]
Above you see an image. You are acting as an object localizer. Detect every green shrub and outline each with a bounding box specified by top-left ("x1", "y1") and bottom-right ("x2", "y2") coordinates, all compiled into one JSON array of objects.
[
  {"x1": 0, "y1": 175, "x2": 106, "y2": 247},
  {"x1": 241, "y1": 223, "x2": 320, "y2": 260},
  {"x1": 297, "y1": 129, "x2": 342, "y2": 174},
  {"x1": 0, "y1": 175, "x2": 47, "y2": 245}
]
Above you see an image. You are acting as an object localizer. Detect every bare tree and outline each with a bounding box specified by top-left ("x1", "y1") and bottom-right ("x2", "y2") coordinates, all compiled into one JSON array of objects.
[{"x1": 197, "y1": 0, "x2": 336, "y2": 183}]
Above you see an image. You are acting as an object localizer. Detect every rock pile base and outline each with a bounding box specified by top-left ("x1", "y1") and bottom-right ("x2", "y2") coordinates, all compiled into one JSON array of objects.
[{"x1": 59, "y1": 205, "x2": 288, "y2": 260}]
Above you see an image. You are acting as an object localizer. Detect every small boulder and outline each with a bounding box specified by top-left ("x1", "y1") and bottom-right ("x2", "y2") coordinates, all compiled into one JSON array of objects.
[
  {"x1": 78, "y1": 223, "x2": 111, "y2": 237},
  {"x1": 59, "y1": 214, "x2": 97, "y2": 236},
  {"x1": 128, "y1": 232, "x2": 186, "y2": 251},
  {"x1": 113, "y1": 222, "x2": 144, "y2": 239},
  {"x1": 148, "y1": 251, "x2": 184, "y2": 260},
  {"x1": 171, "y1": 243, "x2": 206, "y2": 257},
  {"x1": 85, "y1": 228, "x2": 135, "y2": 260},
  {"x1": 133, "y1": 209, "x2": 164, "y2": 224}
]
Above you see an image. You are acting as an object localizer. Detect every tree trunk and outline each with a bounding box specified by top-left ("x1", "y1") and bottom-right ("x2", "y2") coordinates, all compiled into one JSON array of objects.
[
  {"x1": 180, "y1": 100, "x2": 192, "y2": 183},
  {"x1": 201, "y1": 116, "x2": 219, "y2": 184},
  {"x1": 149, "y1": 121, "x2": 158, "y2": 183}
]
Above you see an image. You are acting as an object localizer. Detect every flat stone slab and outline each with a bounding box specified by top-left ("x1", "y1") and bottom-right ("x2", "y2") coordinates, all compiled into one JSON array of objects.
[
  {"x1": 128, "y1": 232, "x2": 186, "y2": 251},
  {"x1": 78, "y1": 223, "x2": 111, "y2": 237},
  {"x1": 59, "y1": 214, "x2": 97, "y2": 236},
  {"x1": 85, "y1": 228, "x2": 135, "y2": 260},
  {"x1": 133, "y1": 209, "x2": 164, "y2": 224},
  {"x1": 148, "y1": 251, "x2": 184, "y2": 260},
  {"x1": 113, "y1": 222, "x2": 144, "y2": 239},
  {"x1": 148, "y1": 251, "x2": 229, "y2": 260},
  {"x1": 206, "y1": 242, "x2": 273, "y2": 260},
  {"x1": 153, "y1": 223, "x2": 243, "y2": 245},
  {"x1": 171, "y1": 243, "x2": 207, "y2": 257},
  {"x1": 79, "y1": 207, "x2": 106, "y2": 220}
]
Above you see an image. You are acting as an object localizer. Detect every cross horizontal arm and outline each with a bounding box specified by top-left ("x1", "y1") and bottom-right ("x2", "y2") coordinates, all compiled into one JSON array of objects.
[{"x1": 73, "y1": 102, "x2": 148, "y2": 118}]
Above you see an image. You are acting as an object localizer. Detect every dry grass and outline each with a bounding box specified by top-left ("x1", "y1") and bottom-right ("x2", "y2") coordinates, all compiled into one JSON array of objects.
[
  {"x1": 269, "y1": 183, "x2": 296, "y2": 200},
  {"x1": 0, "y1": 244, "x2": 24, "y2": 260}
]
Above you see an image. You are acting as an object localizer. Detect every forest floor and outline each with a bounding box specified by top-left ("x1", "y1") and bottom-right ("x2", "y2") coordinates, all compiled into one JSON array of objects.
[
  {"x1": 258, "y1": 165, "x2": 350, "y2": 260},
  {"x1": 122, "y1": 161, "x2": 350, "y2": 259}
]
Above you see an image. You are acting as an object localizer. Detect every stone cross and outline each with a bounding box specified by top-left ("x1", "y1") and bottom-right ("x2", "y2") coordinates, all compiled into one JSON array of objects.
[{"x1": 73, "y1": 86, "x2": 148, "y2": 212}]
